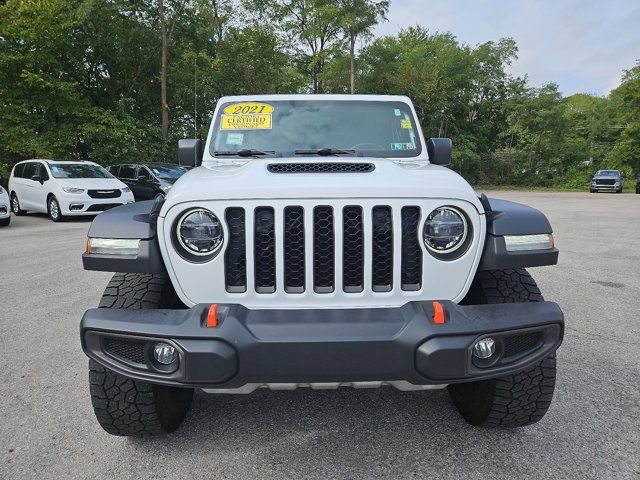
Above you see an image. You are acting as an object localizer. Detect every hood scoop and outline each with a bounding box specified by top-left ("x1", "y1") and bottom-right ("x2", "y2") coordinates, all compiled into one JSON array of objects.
[{"x1": 267, "y1": 162, "x2": 375, "y2": 174}]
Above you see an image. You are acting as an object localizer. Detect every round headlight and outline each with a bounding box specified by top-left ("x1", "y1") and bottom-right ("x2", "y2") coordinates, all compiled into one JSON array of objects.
[
  {"x1": 423, "y1": 206, "x2": 469, "y2": 255},
  {"x1": 176, "y1": 208, "x2": 223, "y2": 257}
]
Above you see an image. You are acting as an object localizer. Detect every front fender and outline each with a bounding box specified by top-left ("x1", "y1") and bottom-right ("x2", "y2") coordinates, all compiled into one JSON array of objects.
[
  {"x1": 82, "y1": 200, "x2": 166, "y2": 274},
  {"x1": 479, "y1": 197, "x2": 559, "y2": 270}
]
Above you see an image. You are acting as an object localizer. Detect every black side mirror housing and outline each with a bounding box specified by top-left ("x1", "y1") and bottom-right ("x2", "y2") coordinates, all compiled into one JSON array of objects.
[
  {"x1": 31, "y1": 174, "x2": 43, "y2": 184},
  {"x1": 427, "y1": 138, "x2": 452, "y2": 166},
  {"x1": 179, "y1": 138, "x2": 203, "y2": 167}
]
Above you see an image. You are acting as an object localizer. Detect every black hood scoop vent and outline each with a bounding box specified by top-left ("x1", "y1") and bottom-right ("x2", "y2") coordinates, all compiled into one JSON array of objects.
[{"x1": 267, "y1": 163, "x2": 375, "y2": 174}]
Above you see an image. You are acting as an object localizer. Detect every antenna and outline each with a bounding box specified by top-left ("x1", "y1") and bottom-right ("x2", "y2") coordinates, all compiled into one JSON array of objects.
[{"x1": 194, "y1": 56, "x2": 197, "y2": 137}]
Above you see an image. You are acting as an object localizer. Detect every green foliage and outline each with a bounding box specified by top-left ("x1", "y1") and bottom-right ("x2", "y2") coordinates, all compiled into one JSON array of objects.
[{"x1": 0, "y1": 0, "x2": 638, "y2": 190}]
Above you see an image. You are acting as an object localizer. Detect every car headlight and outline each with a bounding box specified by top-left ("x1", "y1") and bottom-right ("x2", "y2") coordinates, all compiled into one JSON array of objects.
[
  {"x1": 423, "y1": 206, "x2": 470, "y2": 257},
  {"x1": 121, "y1": 187, "x2": 131, "y2": 193},
  {"x1": 175, "y1": 208, "x2": 223, "y2": 260},
  {"x1": 62, "y1": 187, "x2": 85, "y2": 194}
]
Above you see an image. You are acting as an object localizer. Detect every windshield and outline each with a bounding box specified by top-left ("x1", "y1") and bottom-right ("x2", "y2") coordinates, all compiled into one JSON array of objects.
[
  {"x1": 49, "y1": 164, "x2": 113, "y2": 179},
  {"x1": 595, "y1": 170, "x2": 619, "y2": 177},
  {"x1": 209, "y1": 100, "x2": 421, "y2": 158},
  {"x1": 149, "y1": 165, "x2": 187, "y2": 180}
]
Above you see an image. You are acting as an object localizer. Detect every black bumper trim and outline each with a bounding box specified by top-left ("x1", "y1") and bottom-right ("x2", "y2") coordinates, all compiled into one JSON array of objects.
[{"x1": 80, "y1": 301, "x2": 564, "y2": 388}]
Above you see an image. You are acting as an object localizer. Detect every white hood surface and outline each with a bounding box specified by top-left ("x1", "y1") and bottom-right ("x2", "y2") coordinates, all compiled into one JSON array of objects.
[{"x1": 163, "y1": 158, "x2": 483, "y2": 214}]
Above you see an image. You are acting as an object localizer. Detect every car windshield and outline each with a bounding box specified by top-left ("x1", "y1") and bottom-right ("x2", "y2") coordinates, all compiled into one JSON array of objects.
[
  {"x1": 148, "y1": 165, "x2": 187, "y2": 180},
  {"x1": 49, "y1": 164, "x2": 113, "y2": 179},
  {"x1": 209, "y1": 100, "x2": 421, "y2": 158},
  {"x1": 595, "y1": 170, "x2": 619, "y2": 177}
]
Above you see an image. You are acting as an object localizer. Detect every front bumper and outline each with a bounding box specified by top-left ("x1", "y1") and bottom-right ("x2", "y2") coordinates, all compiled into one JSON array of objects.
[
  {"x1": 81, "y1": 300, "x2": 563, "y2": 389},
  {"x1": 0, "y1": 203, "x2": 9, "y2": 219},
  {"x1": 60, "y1": 194, "x2": 135, "y2": 216}
]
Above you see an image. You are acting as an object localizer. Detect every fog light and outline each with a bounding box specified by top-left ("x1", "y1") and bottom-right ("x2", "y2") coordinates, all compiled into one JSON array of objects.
[
  {"x1": 153, "y1": 343, "x2": 177, "y2": 365},
  {"x1": 473, "y1": 338, "x2": 496, "y2": 359}
]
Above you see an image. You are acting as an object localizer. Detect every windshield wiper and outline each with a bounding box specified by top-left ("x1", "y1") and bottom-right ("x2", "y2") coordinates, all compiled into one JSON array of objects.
[
  {"x1": 213, "y1": 149, "x2": 277, "y2": 157},
  {"x1": 294, "y1": 148, "x2": 358, "y2": 156}
]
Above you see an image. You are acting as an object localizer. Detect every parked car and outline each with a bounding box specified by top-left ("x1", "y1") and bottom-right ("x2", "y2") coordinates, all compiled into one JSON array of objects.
[
  {"x1": 80, "y1": 94, "x2": 563, "y2": 436},
  {"x1": 590, "y1": 169, "x2": 623, "y2": 193},
  {"x1": 0, "y1": 179, "x2": 10, "y2": 226},
  {"x1": 9, "y1": 160, "x2": 135, "y2": 222},
  {"x1": 107, "y1": 163, "x2": 187, "y2": 201}
]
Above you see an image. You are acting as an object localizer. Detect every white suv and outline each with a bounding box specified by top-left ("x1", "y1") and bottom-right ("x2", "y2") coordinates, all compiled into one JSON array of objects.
[
  {"x1": 9, "y1": 160, "x2": 135, "y2": 221},
  {"x1": 0, "y1": 182, "x2": 10, "y2": 226}
]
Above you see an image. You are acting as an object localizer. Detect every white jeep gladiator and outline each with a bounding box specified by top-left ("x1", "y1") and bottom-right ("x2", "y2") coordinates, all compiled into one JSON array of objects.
[{"x1": 81, "y1": 94, "x2": 563, "y2": 436}]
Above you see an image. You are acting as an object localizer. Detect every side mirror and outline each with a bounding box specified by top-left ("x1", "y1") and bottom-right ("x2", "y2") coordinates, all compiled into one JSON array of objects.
[
  {"x1": 179, "y1": 138, "x2": 203, "y2": 167},
  {"x1": 427, "y1": 138, "x2": 452, "y2": 166},
  {"x1": 31, "y1": 174, "x2": 43, "y2": 184}
]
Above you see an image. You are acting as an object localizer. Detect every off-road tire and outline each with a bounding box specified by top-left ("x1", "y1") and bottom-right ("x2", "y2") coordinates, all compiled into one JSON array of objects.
[
  {"x1": 450, "y1": 268, "x2": 557, "y2": 427},
  {"x1": 11, "y1": 193, "x2": 26, "y2": 215},
  {"x1": 89, "y1": 273, "x2": 193, "y2": 436}
]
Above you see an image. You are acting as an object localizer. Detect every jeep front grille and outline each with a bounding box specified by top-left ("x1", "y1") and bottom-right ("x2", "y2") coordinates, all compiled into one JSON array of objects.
[{"x1": 223, "y1": 204, "x2": 425, "y2": 295}]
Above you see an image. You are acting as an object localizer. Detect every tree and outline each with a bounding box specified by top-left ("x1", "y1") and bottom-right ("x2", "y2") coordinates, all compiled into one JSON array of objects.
[
  {"x1": 157, "y1": 0, "x2": 189, "y2": 141},
  {"x1": 244, "y1": 0, "x2": 348, "y2": 93},
  {"x1": 341, "y1": 0, "x2": 388, "y2": 93}
]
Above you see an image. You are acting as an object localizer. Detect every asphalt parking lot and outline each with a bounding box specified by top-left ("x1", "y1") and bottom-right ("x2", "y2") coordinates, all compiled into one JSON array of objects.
[{"x1": 1, "y1": 191, "x2": 639, "y2": 479}]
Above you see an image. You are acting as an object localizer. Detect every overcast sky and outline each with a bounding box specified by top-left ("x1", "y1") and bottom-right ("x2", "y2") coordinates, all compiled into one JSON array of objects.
[{"x1": 375, "y1": 0, "x2": 640, "y2": 96}]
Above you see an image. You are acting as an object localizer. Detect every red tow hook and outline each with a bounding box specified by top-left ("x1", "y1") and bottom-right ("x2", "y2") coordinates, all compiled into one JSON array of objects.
[
  {"x1": 432, "y1": 301, "x2": 446, "y2": 324},
  {"x1": 206, "y1": 304, "x2": 219, "y2": 327}
]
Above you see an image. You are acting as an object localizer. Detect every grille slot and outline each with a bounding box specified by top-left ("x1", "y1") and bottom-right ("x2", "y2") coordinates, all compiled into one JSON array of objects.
[
  {"x1": 283, "y1": 206, "x2": 305, "y2": 293},
  {"x1": 503, "y1": 331, "x2": 542, "y2": 358},
  {"x1": 342, "y1": 206, "x2": 364, "y2": 293},
  {"x1": 313, "y1": 206, "x2": 335, "y2": 293},
  {"x1": 225, "y1": 208, "x2": 247, "y2": 293},
  {"x1": 268, "y1": 163, "x2": 375, "y2": 174},
  {"x1": 372, "y1": 206, "x2": 393, "y2": 292},
  {"x1": 86, "y1": 203, "x2": 121, "y2": 212},
  {"x1": 88, "y1": 189, "x2": 121, "y2": 199},
  {"x1": 254, "y1": 207, "x2": 276, "y2": 293},
  {"x1": 104, "y1": 338, "x2": 145, "y2": 365},
  {"x1": 401, "y1": 206, "x2": 422, "y2": 291}
]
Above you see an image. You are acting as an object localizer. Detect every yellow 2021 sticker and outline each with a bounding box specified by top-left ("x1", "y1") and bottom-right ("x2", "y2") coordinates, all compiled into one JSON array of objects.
[
  {"x1": 221, "y1": 102, "x2": 273, "y2": 130},
  {"x1": 400, "y1": 118, "x2": 412, "y2": 129}
]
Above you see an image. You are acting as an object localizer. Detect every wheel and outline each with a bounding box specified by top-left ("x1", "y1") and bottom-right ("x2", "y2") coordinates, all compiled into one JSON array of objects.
[
  {"x1": 89, "y1": 273, "x2": 193, "y2": 436},
  {"x1": 11, "y1": 193, "x2": 26, "y2": 215},
  {"x1": 47, "y1": 196, "x2": 65, "y2": 222},
  {"x1": 589, "y1": 189, "x2": 595, "y2": 193},
  {"x1": 616, "y1": 188, "x2": 622, "y2": 194},
  {"x1": 451, "y1": 268, "x2": 557, "y2": 427},
  {"x1": 0, "y1": 217, "x2": 10, "y2": 226}
]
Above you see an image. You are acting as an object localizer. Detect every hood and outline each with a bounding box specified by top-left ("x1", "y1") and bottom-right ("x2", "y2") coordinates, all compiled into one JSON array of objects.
[
  {"x1": 164, "y1": 157, "x2": 483, "y2": 212},
  {"x1": 55, "y1": 178, "x2": 127, "y2": 190}
]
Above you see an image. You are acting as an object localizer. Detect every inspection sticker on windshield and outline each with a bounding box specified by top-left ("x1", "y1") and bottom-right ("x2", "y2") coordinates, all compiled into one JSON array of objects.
[
  {"x1": 221, "y1": 102, "x2": 273, "y2": 130},
  {"x1": 226, "y1": 133, "x2": 244, "y2": 145},
  {"x1": 400, "y1": 119, "x2": 412, "y2": 129},
  {"x1": 391, "y1": 142, "x2": 415, "y2": 151}
]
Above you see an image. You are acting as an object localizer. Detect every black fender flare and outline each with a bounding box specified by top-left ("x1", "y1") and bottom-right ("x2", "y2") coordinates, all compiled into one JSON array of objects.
[
  {"x1": 479, "y1": 196, "x2": 559, "y2": 270},
  {"x1": 82, "y1": 200, "x2": 166, "y2": 274}
]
